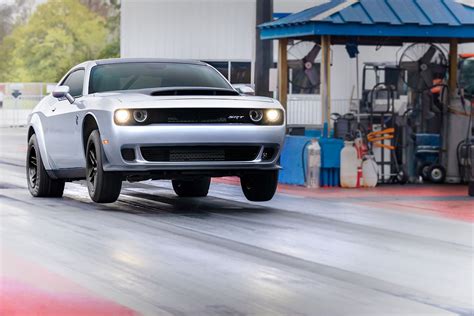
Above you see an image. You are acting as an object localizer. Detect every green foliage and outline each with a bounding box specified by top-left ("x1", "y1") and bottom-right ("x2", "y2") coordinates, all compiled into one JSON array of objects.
[{"x1": 0, "y1": 0, "x2": 114, "y2": 82}]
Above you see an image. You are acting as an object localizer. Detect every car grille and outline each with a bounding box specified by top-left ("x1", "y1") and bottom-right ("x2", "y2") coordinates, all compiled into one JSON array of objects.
[
  {"x1": 140, "y1": 108, "x2": 253, "y2": 124},
  {"x1": 140, "y1": 146, "x2": 261, "y2": 162}
]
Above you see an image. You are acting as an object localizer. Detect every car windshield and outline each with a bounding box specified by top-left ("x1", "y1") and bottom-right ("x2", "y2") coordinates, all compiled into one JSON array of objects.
[{"x1": 89, "y1": 62, "x2": 232, "y2": 93}]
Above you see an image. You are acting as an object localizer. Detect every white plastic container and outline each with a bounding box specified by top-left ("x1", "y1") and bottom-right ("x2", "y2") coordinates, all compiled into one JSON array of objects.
[
  {"x1": 340, "y1": 141, "x2": 358, "y2": 188},
  {"x1": 362, "y1": 155, "x2": 378, "y2": 187},
  {"x1": 306, "y1": 140, "x2": 321, "y2": 188}
]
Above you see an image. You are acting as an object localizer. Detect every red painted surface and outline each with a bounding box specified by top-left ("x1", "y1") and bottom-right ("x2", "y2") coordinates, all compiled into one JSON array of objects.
[
  {"x1": 0, "y1": 277, "x2": 136, "y2": 316},
  {"x1": 0, "y1": 250, "x2": 139, "y2": 316},
  {"x1": 213, "y1": 177, "x2": 473, "y2": 222}
]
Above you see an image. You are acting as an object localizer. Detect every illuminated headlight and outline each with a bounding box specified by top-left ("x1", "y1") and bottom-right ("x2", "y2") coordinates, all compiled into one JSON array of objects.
[
  {"x1": 265, "y1": 109, "x2": 281, "y2": 123},
  {"x1": 133, "y1": 110, "x2": 148, "y2": 123},
  {"x1": 115, "y1": 109, "x2": 130, "y2": 124}
]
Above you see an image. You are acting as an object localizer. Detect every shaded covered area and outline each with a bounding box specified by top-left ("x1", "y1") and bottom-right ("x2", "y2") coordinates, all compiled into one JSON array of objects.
[{"x1": 259, "y1": 0, "x2": 474, "y2": 186}]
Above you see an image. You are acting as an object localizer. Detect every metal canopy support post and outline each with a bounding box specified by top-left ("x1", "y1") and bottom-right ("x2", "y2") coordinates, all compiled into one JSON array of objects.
[
  {"x1": 255, "y1": 0, "x2": 273, "y2": 97},
  {"x1": 320, "y1": 35, "x2": 331, "y2": 137},
  {"x1": 442, "y1": 39, "x2": 458, "y2": 166},
  {"x1": 278, "y1": 38, "x2": 288, "y2": 111},
  {"x1": 448, "y1": 39, "x2": 458, "y2": 97}
]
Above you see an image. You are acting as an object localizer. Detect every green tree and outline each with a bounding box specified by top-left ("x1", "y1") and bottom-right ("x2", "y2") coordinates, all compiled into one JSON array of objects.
[
  {"x1": 0, "y1": 0, "x2": 108, "y2": 82},
  {"x1": 0, "y1": 0, "x2": 34, "y2": 43},
  {"x1": 79, "y1": 0, "x2": 121, "y2": 58}
]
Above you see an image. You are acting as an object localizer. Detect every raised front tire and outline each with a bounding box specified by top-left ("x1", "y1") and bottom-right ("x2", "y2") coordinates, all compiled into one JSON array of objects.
[
  {"x1": 172, "y1": 177, "x2": 211, "y2": 197},
  {"x1": 86, "y1": 130, "x2": 122, "y2": 203},
  {"x1": 27, "y1": 134, "x2": 65, "y2": 197},
  {"x1": 240, "y1": 170, "x2": 279, "y2": 202}
]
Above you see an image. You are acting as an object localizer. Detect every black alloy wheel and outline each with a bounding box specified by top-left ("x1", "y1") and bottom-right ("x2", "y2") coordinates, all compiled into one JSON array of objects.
[
  {"x1": 85, "y1": 130, "x2": 122, "y2": 203},
  {"x1": 26, "y1": 134, "x2": 65, "y2": 197}
]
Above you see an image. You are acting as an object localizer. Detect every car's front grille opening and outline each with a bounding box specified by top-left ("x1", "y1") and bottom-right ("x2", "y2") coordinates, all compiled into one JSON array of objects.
[
  {"x1": 121, "y1": 148, "x2": 136, "y2": 161},
  {"x1": 140, "y1": 146, "x2": 260, "y2": 162}
]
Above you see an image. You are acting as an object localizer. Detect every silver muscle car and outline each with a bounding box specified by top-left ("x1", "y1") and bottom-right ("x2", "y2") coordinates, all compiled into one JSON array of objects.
[{"x1": 26, "y1": 59, "x2": 286, "y2": 203}]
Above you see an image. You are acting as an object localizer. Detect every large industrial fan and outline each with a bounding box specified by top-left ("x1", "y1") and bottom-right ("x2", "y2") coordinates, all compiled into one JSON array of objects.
[
  {"x1": 398, "y1": 43, "x2": 448, "y2": 91},
  {"x1": 397, "y1": 43, "x2": 449, "y2": 184},
  {"x1": 287, "y1": 40, "x2": 321, "y2": 93}
]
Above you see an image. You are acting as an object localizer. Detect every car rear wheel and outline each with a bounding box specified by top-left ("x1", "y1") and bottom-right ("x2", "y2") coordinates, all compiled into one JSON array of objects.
[
  {"x1": 172, "y1": 177, "x2": 211, "y2": 197},
  {"x1": 86, "y1": 130, "x2": 122, "y2": 203},
  {"x1": 27, "y1": 134, "x2": 65, "y2": 197},
  {"x1": 240, "y1": 170, "x2": 279, "y2": 202}
]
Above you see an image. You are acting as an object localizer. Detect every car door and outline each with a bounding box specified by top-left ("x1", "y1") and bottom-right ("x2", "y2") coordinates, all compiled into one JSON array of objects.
[{"x1": 43, "y1": 69, "x2": 86, "y2": 170}]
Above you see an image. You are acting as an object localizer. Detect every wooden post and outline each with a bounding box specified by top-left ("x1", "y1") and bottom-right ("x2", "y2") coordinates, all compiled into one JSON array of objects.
[
  {"x1": 320, "y1": 35, "x2": 331, "y2": 136},
  {"x1": 448, "y1": 39, "x2": 458, "y2": 97},
  {"x1": 278, "y1": 38, "x2": 288, "y2": 110}
]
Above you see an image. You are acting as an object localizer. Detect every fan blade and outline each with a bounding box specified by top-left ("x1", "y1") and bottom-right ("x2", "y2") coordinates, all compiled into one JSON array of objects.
[
  {"x1": 420, "y1": 68, "x2": 434, "y2": 90},
  {"x1": 420, "y1": 46, "x2": 437, "y2": 64},
  {"x1": 303, "y1": 44, "x2": 321, "y2": 63},
  {"x1": 400, "y1": 61, "x2": 419, "y2": 72},
  {"x1": 305, "y1": 67, "x2": 318, "y2": 86}
]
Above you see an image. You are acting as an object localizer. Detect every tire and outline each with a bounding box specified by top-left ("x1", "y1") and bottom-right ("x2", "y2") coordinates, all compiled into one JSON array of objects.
[
  {"x1": 240, "y1": 170, "x2": 279, "y2": 202},
  {"x1": 428, "y1": 164, "x2": 446, "y2": 184},
  {"x1": 27, "y1": 134, "x2": 65, "y2": 197},
  {"x1": 396, "y1": 169, "x2": 409, "y2": 185},
  {"x1": 418, "y1": 162, "x2": 432, "y2": 181},
  {"x1": 86, "y1": 130, "x2": 122, "y2": 203},
  {"x1": 172, "y1": 177, "x2": 211, "y2": 197},
  {"x1": 468, "y1": 182, "x2": 474, "y2": 197}
]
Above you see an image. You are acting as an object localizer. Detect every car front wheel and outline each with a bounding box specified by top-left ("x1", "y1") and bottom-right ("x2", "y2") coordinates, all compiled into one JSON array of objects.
[
  {"x1": 27, "y1": 134, "x2": 65, "y2": 197},
  {"x1": 172, "y1": 177, "x2": 211, "y2": 197},
  {"x1": 240, "y1": 170, "x2": 279, "y2": 202},
  {"x1": 86, "y1": 130, "x2": 122, "y2": 203}
]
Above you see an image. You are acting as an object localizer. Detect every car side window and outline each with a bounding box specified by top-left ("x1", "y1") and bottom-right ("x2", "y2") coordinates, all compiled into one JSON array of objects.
[{"x1": 62, "y1": 69, "x2": 85, "y2": 97}]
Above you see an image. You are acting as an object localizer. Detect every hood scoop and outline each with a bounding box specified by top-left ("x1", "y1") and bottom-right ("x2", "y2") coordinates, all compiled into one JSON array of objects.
[{"x1": 150, "y1": 87, "x2": 240, "y2": 96}]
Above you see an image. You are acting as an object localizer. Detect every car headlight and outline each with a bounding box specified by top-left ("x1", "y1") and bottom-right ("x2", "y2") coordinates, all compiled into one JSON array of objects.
[
  {"x1": 133, "y1": 109, "x2": 148, "y2": 123},
  {"x1": 115, "y1": 109, "x2": 131, "y2": 124},
  {"x1": 265, "y1": 109, "x2": 281, "y2": 123}
]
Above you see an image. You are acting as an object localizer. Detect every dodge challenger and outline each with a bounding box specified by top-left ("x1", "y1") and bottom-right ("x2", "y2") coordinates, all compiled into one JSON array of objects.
[{"x1": 26, "y1": 59, "x2": 285, "y2": 203}]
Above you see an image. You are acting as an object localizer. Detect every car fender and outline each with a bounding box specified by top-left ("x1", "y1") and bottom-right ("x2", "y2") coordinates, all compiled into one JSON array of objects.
[
  {"x1": 81, "y1": 109, "x2": 114, "y2": 164},
  {"x1": 28, "y1": 112, "x2": 57, "y2": 172}
]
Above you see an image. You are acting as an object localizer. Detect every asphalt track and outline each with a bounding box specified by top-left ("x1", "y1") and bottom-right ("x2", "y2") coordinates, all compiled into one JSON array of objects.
[{"x1": 0, "y1": 127, "x2": 473, "y2": 316}]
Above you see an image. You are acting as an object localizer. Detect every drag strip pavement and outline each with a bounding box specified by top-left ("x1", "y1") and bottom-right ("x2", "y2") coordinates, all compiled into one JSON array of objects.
[{"x1": 0, "y1": 128, "x2": 473, "y2": 316}]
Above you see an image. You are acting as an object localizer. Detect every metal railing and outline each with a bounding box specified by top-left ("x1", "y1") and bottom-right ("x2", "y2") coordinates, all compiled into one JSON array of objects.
[
  {"x1": 287, "y1": 94, "x2": 358, "y2": 126},
  {"x1": 0, "y1": 96, "x2": 43, "y2": 127},
  {"x1": 0, "y1": 91, "x2": 359, "y2": 128},
  {"x1": 0, "y1": 82, "x2": 54, "y2": 127}
]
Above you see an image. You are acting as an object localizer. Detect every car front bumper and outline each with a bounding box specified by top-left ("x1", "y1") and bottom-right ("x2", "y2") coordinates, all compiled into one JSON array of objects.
[{"x1": 100, "y1": 124, "x2": 286, "y2": 173}]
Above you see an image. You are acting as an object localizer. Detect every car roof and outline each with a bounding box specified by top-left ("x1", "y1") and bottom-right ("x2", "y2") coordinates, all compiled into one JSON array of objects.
[{"x1": 93, "y1": 58, "x2": 207, "y2": 66}]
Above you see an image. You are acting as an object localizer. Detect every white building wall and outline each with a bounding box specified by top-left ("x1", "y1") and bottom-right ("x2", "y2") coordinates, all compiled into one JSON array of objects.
[{"x1": 121, "y1": 0, "x2": 256, "y2": 60}]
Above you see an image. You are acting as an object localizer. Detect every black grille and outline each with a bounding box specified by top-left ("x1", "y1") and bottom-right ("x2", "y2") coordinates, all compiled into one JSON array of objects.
[
  {"x1": 148, "y1": 108, "x2": 252, "y2": 124},
  {"x1": 140, "y1": 146, "x2": 260, "y2": 162}
]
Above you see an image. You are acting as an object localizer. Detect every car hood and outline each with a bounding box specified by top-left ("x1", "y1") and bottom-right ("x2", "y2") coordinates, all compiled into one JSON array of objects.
[{"x1": 94, "y1": 92, "x2": 280, "y2": 110}]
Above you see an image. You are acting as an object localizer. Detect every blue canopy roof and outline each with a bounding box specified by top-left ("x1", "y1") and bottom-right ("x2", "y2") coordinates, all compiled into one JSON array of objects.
[{"x1": 259, "y1": 0, "x2": 474, "y2": 42}]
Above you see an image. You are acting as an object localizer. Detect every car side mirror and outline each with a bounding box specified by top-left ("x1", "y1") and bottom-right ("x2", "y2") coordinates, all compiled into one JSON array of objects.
[
  {"x1": 52, "y1": 85, "x2": 75, "y2": 103},
  {"x1": 233, "y1": 84, "x2": 255, "y2": 96}
]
